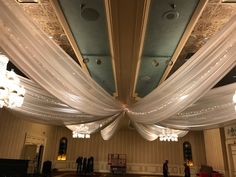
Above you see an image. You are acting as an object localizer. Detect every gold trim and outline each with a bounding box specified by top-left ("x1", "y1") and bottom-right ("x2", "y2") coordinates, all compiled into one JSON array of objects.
[
  {"x1": 132, "y1": 0, "x2": 151, "y2": 100},
  {"x1": 50, "y1": 0, "x2": 89, "y2": 75},
  {"x1": 104, "y1": 0, "x2": 118, "y2": 97}
]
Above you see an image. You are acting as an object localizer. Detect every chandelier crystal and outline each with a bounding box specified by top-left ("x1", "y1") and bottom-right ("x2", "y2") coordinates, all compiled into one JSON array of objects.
[
  {"x1": 159, "y1": 128, "x2": 178, "y2": 142},
  {"x1": 0, "y1": 54, "x2": 25, "y2": 108},
  {"x1": 72, "y1": 132, "x2": 90, "y2": 138},
  {"x1": 67, "y1": 124, "x2": 91, "y2": 139}
]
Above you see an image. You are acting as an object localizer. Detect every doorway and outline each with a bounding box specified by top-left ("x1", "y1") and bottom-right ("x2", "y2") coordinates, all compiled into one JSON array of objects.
[{"x1": 36, "y1": 145, "x2": 44, "y2": 173}]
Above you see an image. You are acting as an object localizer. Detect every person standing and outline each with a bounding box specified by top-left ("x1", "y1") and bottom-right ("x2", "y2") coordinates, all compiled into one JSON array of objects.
[
  {"x1": 163, "y1": 160, "x2": 169, "y2": 177},
  {"x1": 184, "y1": 163, "x2": 190, "y2": 177},
  {"x1": 76, "y1": 156, "x2": 83, "y2": 175}
]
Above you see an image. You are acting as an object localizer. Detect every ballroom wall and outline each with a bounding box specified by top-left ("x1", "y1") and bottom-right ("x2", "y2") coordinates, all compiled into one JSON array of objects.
[
  {"x1": 0, "y1": 109, "x2": 57, "y2": 161},
  {"x1": 224, "y1": 124, "x2": 236, "y2": 177},
  {"x1": 204, "y1": 128, "x2": 228, "y2": 175},
  {"x1": 52, "y1": 125, "x2": 206, "y2": 175},
  {"x1": 0, "y1": 108, "x2": 207, "y2": 175}
]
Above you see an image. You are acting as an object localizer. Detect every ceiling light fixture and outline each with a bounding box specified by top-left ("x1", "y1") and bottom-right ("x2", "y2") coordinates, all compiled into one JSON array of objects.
[
  {"x1": 83, "y1": 58, "x2": 89, "y2": 63},
  {"x1": 0, "y1": 54, "x2": 25, "y2": 108},
  {"x1": 68, "y1": 124, "x2": 91, "y2": 138},
  {"x1": 159, "y1": 128, "x2": 178, "y2": 142},
  {"x1": 73, "y1": 132, "x2": 90, "y2": 138},
  {"x1": 96, "y1": 59, "x2": 102, "y2": 65}
]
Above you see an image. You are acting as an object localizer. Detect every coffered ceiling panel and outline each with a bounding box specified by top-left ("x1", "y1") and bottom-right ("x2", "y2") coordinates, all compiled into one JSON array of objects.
[
  {"x1": 57, "y1": 0, "x2": 116, "y2": 95},
  {"x1": 135, "y1": 0, "x2": 200, "y2": 97}
]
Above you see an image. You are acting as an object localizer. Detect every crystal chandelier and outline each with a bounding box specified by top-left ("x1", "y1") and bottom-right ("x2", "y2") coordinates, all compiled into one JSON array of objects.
[
  {"x1": 72, "y1": 132, "x2": 90, "y2": 138},
  {"x1": 67, "y1": 124, "x2": 91, "y2": 138},
  {"x1": 0, "y1": 54, "x2": 25, "y2": 108},
  {"x1": 159, "y1": 128, "x2": 178, "y2": 142}
]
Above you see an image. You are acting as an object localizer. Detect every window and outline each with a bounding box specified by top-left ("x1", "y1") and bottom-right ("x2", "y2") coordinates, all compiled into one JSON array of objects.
[
  {"x1": 57, "y1": 137, "x2": 67, "y2": 160},
  {"x1": 183, "y1": 141, "x2": 193, "y2": 166}
]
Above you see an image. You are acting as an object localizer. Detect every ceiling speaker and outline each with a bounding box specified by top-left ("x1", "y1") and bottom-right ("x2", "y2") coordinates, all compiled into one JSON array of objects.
[{"x1": 81, "y1": 8, "x2": 100, "y2": 21}]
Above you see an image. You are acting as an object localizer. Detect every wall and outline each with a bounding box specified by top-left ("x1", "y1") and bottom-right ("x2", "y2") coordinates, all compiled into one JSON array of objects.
[
  {"x1": 204, "y1": 128, "x2": 228, "y2": 176},
  {"x1": 53, "y1": 125, "x2": 206, "y2": 175},
  {"x1": 0, "y1": 109, "x2": 207, "y2": 175},
  {"x1": 225, "y1": 124, "x2": 236, "y2": 177},
  {"x1": 0, "y1": 109, "x2": 57, "y2": 161}
]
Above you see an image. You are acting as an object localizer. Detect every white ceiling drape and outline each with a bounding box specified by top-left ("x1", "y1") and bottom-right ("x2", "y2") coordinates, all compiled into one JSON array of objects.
[
  {"x1": 0, "y1": 0, "x2": 236, "y2": 141},
  {"x1": 0, "y1": 0, "x2": 123, "y2": 117},
  {"x1": 133, "y1": 123, "x2": 189, "y2": 141},
  {"x1": 159, "y1": 82, "x2": 236, "y2": 130},
  {"x1": 127, "y1": 15, "x2": 236, "y2": 124}
]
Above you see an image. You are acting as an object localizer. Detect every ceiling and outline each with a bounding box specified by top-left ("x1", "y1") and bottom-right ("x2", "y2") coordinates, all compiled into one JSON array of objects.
[{"x1": 8, "y1": 0, "x2": 236, "y2": 106}]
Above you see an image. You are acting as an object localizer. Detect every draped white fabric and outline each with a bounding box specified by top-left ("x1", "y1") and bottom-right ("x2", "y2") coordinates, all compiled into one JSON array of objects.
[
  {"x1": 0, "y1": 0, "x2": 236, "y2": 141},
  {"x1": 133, "y1": 122, "x2": 159, "y2": 141},
  {"x1": 127, "y1": 15, "x2": 236, "y2": 124},
  {"x1": 159, "y1": 83, "x2": 236, "y2": 130},
  {"x1": 133, "y1": 123, "x2": 188, "y2": 141},
  {"x1": 100, "y1": 112, "x2": 124, "y2": 140},
  {"x1": 13, "y1": 76, "x2": 122, "y2": 134},
  {"x1": 0, "y1": 0, "x2": 122, "y2": 117},
  {"x1": 66, "y1": 116, "x2": 118, "y2": 135},
  {"x1": 17, "y1": 76, "x2": 103, "y2": 124}
]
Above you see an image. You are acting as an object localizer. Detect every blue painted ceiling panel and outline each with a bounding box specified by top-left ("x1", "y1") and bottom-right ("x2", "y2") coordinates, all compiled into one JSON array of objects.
[
  {"x1": 136, "y1": 57, "x2": 170, "y2": 98},
  {"x1": 58, "y1": 0, "x2": 115, "y2": 95},
  {"x1": 136, "y1": 0, "x2": 199, "y2": 97},
  {"x1": 143, "y1": 0, "x2": 199, "y2": 56},
  {"x1": 59, "y1": 0, "x2": 110, "y2": 55},
  {"x1": 84, "y1": 55, "x2": 115, "y2": 94}
]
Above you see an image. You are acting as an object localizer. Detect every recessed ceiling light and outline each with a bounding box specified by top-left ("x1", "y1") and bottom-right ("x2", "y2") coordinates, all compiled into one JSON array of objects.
[
  {"x1": 83, "y1": 58, "x2": 89, "y2": 63},
  {"x1": 96, "y1": 59, "x2": 102, "y2": 65}
]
